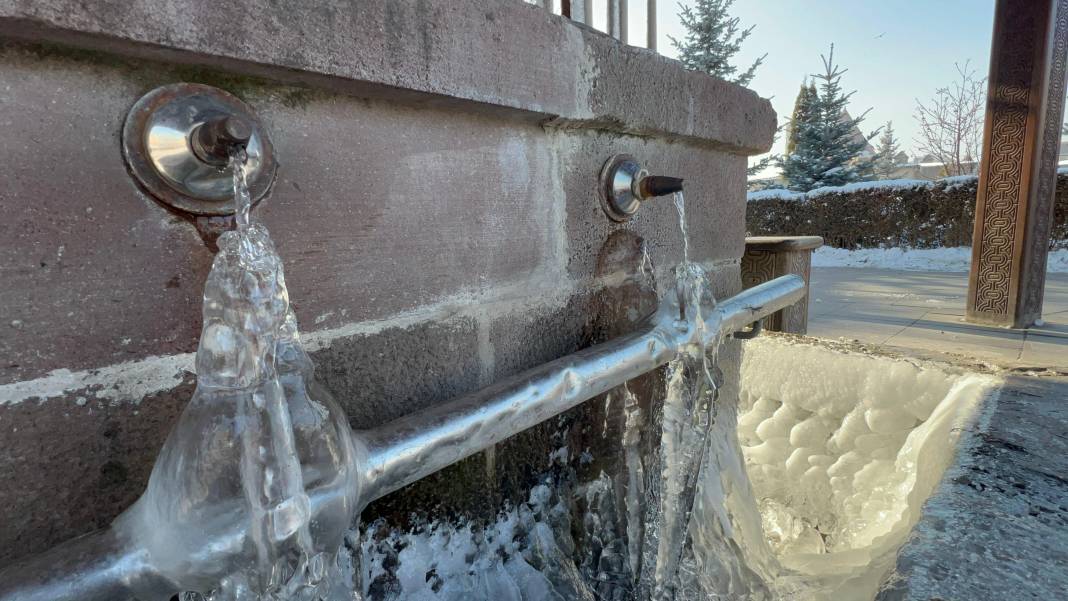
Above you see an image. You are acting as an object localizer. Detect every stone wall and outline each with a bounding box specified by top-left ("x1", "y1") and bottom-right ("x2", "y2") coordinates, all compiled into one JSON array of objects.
[
  {"x1": 746, "y1": 175, "x2": 1068, "y2": 249},
  {"x1": 0, "y1": 0, "x2": 774, "y2": 572}
]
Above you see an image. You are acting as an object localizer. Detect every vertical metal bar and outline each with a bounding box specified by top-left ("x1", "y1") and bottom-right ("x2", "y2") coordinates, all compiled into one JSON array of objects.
[
  {"x1": 572, "y1": 0, "x2": 589, "y2": 23},
  {"x1": 608, "y1": 0, "x2": 620, "y2": 38},
  {"x1": 620, "y1": 0, "x2": 629, "y2": 43},
  {"x1": 647, "y1": 0, "x2": 657, "y2": 49},
  {"x1": 583, "y1": 0, "x2": 593, "y2": 24}
]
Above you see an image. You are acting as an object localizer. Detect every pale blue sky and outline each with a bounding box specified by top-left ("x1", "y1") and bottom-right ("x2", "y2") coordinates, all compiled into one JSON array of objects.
[{"x1": 591, "y1": 0, "x2": 997, "y2": 165}]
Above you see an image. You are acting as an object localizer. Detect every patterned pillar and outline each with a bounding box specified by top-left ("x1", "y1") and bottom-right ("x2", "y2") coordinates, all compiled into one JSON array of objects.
[
  {"x1": 967, "y1": 0, "x2": 1068, "y2": 328},
  {"x1": 741, "y1": 236, "x2": 822, "y2": 334}
]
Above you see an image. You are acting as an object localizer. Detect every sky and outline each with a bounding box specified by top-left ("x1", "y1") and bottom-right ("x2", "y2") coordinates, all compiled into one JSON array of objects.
[{"x1": 587, "y1": 0, "x2": 997, "y2": 173}]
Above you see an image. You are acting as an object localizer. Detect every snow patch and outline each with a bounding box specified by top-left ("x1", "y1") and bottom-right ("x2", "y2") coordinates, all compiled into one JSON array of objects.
[
  {"x1": 747, "y1": 188, "x2": 804, "y2": 201},
  {"x1": 807, "y1": 179, "x2": 930, "y2": 197},
  {"x1": 748, "y1": 175, "x2": 979, "y2": 202},
  {"x1": 813, "y1": 246, "x2": 1068, "y2": 273},
  {"x1": 940, "y1": 174, "x2": 979, "y2": 192}
]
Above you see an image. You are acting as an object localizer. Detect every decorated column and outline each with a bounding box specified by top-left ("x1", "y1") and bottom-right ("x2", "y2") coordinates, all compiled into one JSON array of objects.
[{"x1": 967, "y1": 0, "x2": 1068, "y2": 327}]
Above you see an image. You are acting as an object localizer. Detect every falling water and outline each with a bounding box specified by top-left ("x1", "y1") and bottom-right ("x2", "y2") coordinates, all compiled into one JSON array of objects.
[
  {"x1": 232, "y1": 147, "x2": 252, "y2": 230},
  {"x1": 673, "y1": 192, "x2": 689, "y2": 264},
  {"x1": 633, "y1": 191, "x2": 726, "y2": 599}
]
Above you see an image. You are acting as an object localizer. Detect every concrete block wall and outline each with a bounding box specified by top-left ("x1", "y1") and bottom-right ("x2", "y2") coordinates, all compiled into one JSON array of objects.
[{"x1": 0, "y1": 0, "x2": 775, "y2": 568}]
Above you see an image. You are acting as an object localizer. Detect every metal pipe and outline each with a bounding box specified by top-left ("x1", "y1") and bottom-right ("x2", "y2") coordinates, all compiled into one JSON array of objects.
[
  {"x1": 0, "y1": 530, "x2": 165, "y2": 601},
  {"x1": 567, "y1": 0, "x2": 583, "y2": 22},
  {"x1": 358, "y1": 275, "x2": 803, "y2": 502},
  {"x1": 608, "y1": 0, "x2": 620, "y2": 38},
  {"x1": 0, "y1": 275, "x2": 805, "y2": 601},
  {"x1": 647, "y1": 0, "x2": 657, "y2": 50}
]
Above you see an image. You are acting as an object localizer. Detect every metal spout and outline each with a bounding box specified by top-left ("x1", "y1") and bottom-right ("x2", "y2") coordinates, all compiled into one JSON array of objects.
[
  {"x1": 122, "y1": 83, "x2": 277, "y2": 216},
  {"x1": 191, "y1": 115, "x2": 253, "y2": 166},
  {"x1": 599, "y1": 154, "x2": 685, "y2": 221},
  {"x1": 636, "y1": 175, "x2": 685, "y2": 200}
]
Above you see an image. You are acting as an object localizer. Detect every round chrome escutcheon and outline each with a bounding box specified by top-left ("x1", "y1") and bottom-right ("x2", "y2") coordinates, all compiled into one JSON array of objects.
[
  {"x1": 122, "y1": 83, "x2": 277, "y2": 216},
  {"x1": 599, "y1": 153, "x2": 646, "y2": 222}
]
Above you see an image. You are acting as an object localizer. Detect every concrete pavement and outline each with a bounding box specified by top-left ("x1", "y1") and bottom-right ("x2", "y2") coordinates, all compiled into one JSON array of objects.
[{"x1": 807, "y1": 267, "x2": 1068, "y2": 371}]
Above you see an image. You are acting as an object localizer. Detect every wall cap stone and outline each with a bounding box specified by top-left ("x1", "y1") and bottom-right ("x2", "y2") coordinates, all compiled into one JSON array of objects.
[
  {"x1": 744, "y1": 236, "x2": 823, "y2": 252},
  {"x1": 0, "y1": 0, "x2": 775, "y2": 154}
]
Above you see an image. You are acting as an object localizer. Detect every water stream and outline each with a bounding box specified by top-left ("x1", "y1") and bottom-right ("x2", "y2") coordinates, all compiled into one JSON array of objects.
[{"x1": 635, "y1": 192, "x2": 724, "y2": 599}]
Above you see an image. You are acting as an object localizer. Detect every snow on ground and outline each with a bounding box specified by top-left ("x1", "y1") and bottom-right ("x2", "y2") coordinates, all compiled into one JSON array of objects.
[{"x1": 813, "y1": 246, "x2": 1068, "y2": 273}]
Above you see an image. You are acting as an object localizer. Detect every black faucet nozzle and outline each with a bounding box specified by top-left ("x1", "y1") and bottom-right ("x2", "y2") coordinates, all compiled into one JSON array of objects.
[
  {"x1": 192, "y1": 115, "x2": 253, "y2": 166},
  {"x1": 638, "y1": 175, "x2": 685, "y2": 199}
]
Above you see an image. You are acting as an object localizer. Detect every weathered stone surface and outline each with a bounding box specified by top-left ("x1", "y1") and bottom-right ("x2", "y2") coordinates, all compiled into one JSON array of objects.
[
  {"x1": 0, "y1": 378, "x2": 194, "y2": 564},
  {"x1": 0, "y1": 46, "x2": 551, "y2": 383},
  {"x1": 313, "y1": 318, "x2": 482, "y2": 431},
  {"x1": 879, "y1": 376, "x2": 1068, "y2": 599},
  {"x1": 0, "y1": 0, "x2": 776, "y2": 154}
]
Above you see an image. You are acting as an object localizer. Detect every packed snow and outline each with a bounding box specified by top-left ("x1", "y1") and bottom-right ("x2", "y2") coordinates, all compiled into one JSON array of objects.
[
  {"x1": 747, "y1": 188, "x2": 806, "y2": 201},
  {"x1": 747, "y1": 176, "x2": 978, "y2": 202},
  {"x1": 812, "y1": 246, "x2": 1068, "y2": 273},
  {"x1": 739, "y1": 337, "x2": 999, "y2": 600},
  {"x1": 807, "y1": 178, "x2": 930, "y2": 197}
]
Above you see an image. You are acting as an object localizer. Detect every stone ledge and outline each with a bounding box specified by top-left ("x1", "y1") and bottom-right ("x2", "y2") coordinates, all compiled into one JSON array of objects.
[
  {"x1": 744, "y1": 235, "x2": 823, "y2": 252},
  {"x1": 0, "y1": 0, "x2": 775, "y2": 154}
]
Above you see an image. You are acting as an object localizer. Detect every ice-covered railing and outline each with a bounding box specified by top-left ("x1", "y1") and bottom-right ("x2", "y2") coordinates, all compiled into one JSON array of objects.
[
  {"x1": 0, "y1": 277, "x2": 803, "y2": 599},
  {"x1": 0, "y1": 159, "x2": 803, "y2": 600}
]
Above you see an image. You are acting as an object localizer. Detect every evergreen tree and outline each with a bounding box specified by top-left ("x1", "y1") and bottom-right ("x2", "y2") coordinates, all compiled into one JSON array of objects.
[
  {"x1": 670, "y1": 0, "x2": 766, "y2": 86},
  {"x1": 785, "y1": 80, "x2": 818, "y2": 156},
  {"x1": 779, "y1": 46, "x2": 878, "y2": 191},
  {"x1": 873, "y1": 121, "x2": 902, "y2": 179}
]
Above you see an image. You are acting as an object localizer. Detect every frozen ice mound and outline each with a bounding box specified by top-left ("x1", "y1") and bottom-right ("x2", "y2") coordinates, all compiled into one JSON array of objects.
[{"x1": 737, "y1": 336, "x2": 1000, "y2": 599}]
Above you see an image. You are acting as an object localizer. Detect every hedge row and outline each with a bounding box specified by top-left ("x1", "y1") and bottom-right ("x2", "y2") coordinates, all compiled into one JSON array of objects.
[{"x1": 746, "y1": 174, "x2": 1068, "y2": 250}]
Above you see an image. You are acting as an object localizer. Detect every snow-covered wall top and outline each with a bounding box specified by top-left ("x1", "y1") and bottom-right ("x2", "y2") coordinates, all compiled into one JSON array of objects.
[
  {"x1": 747, "y1": 176, "x2": 978, "y2": 203},
  {"x1": 746, "y1": 174, "x2": 1068, "y2": 250}
]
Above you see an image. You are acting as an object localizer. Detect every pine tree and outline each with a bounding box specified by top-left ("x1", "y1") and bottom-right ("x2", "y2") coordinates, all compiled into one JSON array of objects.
[
  {"x1": 779, "y1": 46, "x2": 878, "y2": 191},
  {"x1": 670, "y1": 0, "x2": 766, "y2": 86},
  {"x1": 785, "y1": 80, "x2": 818, "y2": 156},
  {"x1": 873, "y1": 121, "x2": 902, "y2": 179}
]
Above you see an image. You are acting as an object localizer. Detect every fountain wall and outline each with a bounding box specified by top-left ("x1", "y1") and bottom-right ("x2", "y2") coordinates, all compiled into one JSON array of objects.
[{"x1": 0, "y1": 0, "x2": 775, "y2": 567}]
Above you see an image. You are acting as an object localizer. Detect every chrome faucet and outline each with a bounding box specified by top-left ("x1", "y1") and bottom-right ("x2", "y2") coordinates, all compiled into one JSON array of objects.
[{"x1": 600, "y1": 154, "x2": 686, "y2": 222}]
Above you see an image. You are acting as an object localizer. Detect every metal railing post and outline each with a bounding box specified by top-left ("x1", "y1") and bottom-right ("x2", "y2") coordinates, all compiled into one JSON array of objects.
[{"x1": 647, "y1": 0, "x2": 656, "y2": 49}]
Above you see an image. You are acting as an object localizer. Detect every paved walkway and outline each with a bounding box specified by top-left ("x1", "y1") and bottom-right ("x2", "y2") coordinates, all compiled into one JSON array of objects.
[{"x1": 807, "y1": 267, "x2": 1068, "y2": 371}]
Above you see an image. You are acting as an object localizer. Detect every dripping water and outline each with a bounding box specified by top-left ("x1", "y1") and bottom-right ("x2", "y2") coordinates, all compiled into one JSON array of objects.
[{"x1": 673, "y1": 191, "x2": 689, "y2": 264}]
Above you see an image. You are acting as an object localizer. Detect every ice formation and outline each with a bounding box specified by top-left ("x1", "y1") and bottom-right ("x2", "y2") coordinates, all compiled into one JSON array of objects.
[
  {"x1": 117, "y1": 153, "x2": 359, "y2": 600},
  {"x1": 737, "y1": 337, "x2": 998, "y2": 599}
]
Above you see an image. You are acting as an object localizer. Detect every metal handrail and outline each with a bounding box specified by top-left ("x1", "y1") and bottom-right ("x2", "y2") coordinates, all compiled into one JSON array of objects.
[{"x1": 0, "y1": 275, "x2": 805, "y2": 601}]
